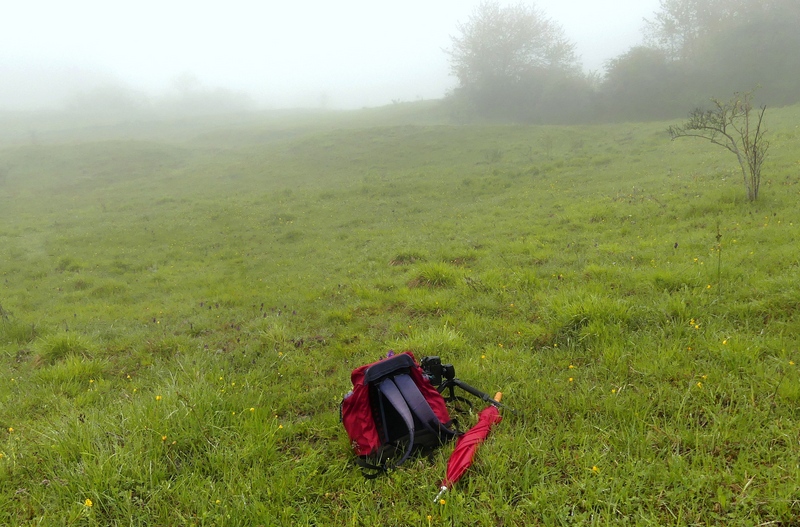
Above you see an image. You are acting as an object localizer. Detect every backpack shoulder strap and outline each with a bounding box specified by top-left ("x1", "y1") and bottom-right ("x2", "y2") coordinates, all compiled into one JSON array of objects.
[
  {"x1": 394, "y1": 374, "x2": 458, "y2": 439},
  {"x1": 375, "y1": 377, "x2": 417, "y2": 469}
]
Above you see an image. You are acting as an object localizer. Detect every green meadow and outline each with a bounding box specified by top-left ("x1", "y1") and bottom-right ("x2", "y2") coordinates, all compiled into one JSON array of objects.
[{"x1": 1, "y1": 103, "x2": 799, "y2": 525}]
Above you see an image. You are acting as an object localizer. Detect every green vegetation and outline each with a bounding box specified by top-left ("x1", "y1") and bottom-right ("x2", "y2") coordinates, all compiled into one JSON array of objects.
[
  {"x1": 669, "y1": 90, "x2": 770, "y2": 202},
  {"x1": 1, "y1": 102, "x2": 800, "y2": 525},
  {"x1": 449, "y1": 0, "x2": 800, "y2": 123}
]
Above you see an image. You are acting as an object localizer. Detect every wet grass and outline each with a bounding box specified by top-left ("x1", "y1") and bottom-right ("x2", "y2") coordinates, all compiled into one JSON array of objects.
[{"x1": 1, "y1": 102, "x2": 800, "y2": 525}]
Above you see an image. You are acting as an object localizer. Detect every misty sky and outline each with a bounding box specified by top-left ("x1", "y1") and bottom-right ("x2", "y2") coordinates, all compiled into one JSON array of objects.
[{"x1": 1, "y1": 0, "x2": 660, "y2": 110}]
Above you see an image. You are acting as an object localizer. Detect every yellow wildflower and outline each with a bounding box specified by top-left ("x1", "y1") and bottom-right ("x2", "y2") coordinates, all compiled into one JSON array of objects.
[{"x1": 84, "y1": 499, "x2": 93, "y2": 507}]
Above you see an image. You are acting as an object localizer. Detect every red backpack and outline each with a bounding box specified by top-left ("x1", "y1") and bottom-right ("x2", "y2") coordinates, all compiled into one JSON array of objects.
[{"x1": 341, "y1": 351, "x2": 458, "y2": 476}]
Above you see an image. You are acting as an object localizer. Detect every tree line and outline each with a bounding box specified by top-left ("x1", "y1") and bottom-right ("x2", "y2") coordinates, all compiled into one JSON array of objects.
[{"x1": 446, "y1": 0, "x2": 800, "y2": 123}]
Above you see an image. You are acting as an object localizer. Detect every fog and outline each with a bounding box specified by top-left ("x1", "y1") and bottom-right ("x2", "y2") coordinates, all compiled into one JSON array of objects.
[{"x1": 1, "y1": 0, "x2": 659, "y2": 112}]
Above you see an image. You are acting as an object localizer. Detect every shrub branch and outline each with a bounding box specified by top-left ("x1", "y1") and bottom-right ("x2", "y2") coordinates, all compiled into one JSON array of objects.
[{"x1": 668, "y1": 90, "x2": 768, "y2": 201}]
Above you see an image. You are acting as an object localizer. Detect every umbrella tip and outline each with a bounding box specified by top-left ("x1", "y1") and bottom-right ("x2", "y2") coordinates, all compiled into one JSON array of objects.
[{"x1": 433, "y1": 486, "x2": 448, "y2": 504}]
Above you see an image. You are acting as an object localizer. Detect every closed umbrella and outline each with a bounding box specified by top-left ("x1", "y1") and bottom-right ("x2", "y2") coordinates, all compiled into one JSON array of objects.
[{"x1": 434, "y1": 392, "x2": 503, "y2": 503}]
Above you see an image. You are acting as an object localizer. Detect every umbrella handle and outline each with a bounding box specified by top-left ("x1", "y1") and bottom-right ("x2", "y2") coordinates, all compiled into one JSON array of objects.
[
  {"x1": 433, "y1": 486, "x2": 448, "y2": 504},
  {"x1": 494, "y1": 392, "x2": 502, "y2": 403}
]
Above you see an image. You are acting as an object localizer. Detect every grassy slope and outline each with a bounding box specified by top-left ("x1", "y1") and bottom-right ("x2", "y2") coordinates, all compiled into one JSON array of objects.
[{"x1": 1, "y1": 103, "x2": 799, "y2": 525}]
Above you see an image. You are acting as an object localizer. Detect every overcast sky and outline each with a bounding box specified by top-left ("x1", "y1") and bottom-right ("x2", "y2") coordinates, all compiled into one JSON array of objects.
[{"x1": 1, "y1": 0, "x2": 661, "y2": 110}]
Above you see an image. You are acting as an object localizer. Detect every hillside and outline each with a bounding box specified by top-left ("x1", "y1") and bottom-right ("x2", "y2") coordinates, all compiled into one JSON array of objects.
[{"x1": 1, "y1": 103, "x2": 799, "y2": 525}]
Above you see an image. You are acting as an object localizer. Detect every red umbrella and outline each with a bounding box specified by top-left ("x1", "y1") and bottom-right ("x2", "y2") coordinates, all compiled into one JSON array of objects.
[{"x1": 434, "y1": 392, "x2": 503, "y2": 503}]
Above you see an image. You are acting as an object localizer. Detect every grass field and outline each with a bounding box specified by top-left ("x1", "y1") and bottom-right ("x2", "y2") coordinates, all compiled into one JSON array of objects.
[{"x1": 1, "y1": 102, "x2": 799, "y2": 525}]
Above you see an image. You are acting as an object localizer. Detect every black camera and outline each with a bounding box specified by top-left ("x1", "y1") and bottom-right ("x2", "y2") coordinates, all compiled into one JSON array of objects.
[{"x1": 420, "y1": 356, "x2": 455, "y2": 387}]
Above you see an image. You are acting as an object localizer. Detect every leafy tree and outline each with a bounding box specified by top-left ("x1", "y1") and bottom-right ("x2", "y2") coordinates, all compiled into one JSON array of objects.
[
  {"x1": 601, "y1": 46, "x2": 681, "y2": 120},
  {"x1": 620, "y1": 0, "x2": 800, "y2": 117},
  {"x1": 446, "y1": 1, "x2": 584, "y2": 122},
  {"x1": 668, "y1": 90, "x2": 768, "y2": 202},
  {"x1": 643, "y1": 0, "x2": 748, "y2": 61},
  {"x1": 696, "y1": 1, "x2": 800, "y2": 104}
]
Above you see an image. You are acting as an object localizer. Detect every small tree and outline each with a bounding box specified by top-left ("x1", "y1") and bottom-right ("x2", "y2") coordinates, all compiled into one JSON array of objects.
[{"x1": 668, "y1": 90, "x2": 768, "y2": 201}]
